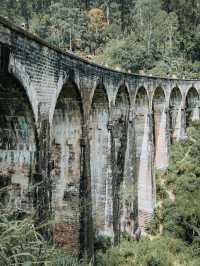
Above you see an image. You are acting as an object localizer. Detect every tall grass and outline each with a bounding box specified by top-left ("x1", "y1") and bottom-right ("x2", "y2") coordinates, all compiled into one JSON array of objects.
[{"x1": 0, "y1": 210, "x2": 82, "y2": 266}]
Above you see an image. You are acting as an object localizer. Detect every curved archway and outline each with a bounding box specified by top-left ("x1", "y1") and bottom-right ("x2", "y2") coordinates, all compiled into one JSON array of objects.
[
  {"x1": 152, "y1": 87, "x2": 168, "y2": 170},
  {"x1": 186, "y1": 87, "x2": 199, "y2": 125},
  {"x1": 51, "y1": 80, "x2": 83, "y2": 251},
  {"x1": 0, "y1": 73, "x2": 37, "y2": 212},
  {"x1": 169, "y1": 87, "x2": 182, "y2": 142},
  {"x1": 89, "y1": 83, "x2": 110, "y2": 235},
  {"x1": 113, "y1": 85, "x2": 131, "y2": 240},
  {"x1": 114, "y1": 85, "x2": 130, "y2": 113},
  {"x1": 135, "y1": 87, "x2": 149, "y2": 161}
]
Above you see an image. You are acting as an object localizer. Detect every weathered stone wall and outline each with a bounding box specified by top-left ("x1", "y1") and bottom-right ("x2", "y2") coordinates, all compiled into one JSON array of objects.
[
  {"x1": 0, "y1": 74, "x2": 37, "y2": 213},
  {"x1": 0, "y1": 16, "x2": 200, "y2": 255},
  {"x1": 51, "y1": 80, "x2": 82, "y2": 252},
  {"x1": 89, "y1": 84, "x2": 111, "y2": 236}
]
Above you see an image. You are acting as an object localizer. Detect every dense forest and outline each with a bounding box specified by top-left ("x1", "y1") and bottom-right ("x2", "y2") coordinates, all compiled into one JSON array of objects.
[{"x1": 1, "y1": 0, "x2": 200, "y2": 78}]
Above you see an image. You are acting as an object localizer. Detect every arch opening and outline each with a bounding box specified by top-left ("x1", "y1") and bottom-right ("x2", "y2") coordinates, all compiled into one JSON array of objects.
[
  {"x1": 51, "y1": 80, "x2": 83, "y2": 252},
  {"x1": 135, "y1": 87, "x2": 149, "y2": 159},
  {"x1": 0, "y1": 73, "x2": 37, "y2": 213},
  {"x1": 89, "y1": 83, "x2": 110, "y2": 235},
  {"x1": 169, "y1": 87, "x2": 182, "y2": 142},
  {"x1": 186, "y1": 87, "x2": 199, "y2": 126},
  {"x1": 152, "y1": 87, "x2": 167, "y2": 170},
  {"x1": 153, "y1": 87, "x2": 165, "y2": 145}
]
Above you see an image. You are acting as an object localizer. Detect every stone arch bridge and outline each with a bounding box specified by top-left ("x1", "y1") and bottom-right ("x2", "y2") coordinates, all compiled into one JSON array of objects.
[{"x1": 0, "y1": 16, "x2": 200, "y2": 256}]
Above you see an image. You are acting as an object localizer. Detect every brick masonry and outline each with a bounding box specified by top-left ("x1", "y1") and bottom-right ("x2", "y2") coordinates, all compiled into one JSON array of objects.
[{"x1": 0, "y1": 16, "x2": 200, "y2": 255}]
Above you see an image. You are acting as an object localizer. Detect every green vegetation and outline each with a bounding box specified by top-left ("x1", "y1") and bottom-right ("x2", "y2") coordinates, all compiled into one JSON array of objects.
[
  {"x1": 0, "y1": 211, "x2": 82, "y2": 266},
  {"x1": 1, "y1": 0, "x2": 200, "y2": 78},
  {"x1": 95, "y1": 237, "x2": 192, "y2": 266},
  {"x1": 1, "y1": 3, "x2": 200, "y2": 263},
  {"x1": 154, "y1": 122, "x2": 200, "y2": 249},
  {"x1": 95, "y1": 122, "x2": 200, "y2": 266},
  {"x1": 0, "y1": 99, "x2": 200, "y2": 265}
]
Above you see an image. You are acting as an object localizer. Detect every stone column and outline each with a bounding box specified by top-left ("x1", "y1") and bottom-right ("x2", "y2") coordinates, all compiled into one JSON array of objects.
[
  {"x1": 191, "y1": 105, "x2": 200, "y2": 121},
  {"x1": 111, "y1": 117, "x2": 129, "y2": 245},
  {"x1": 173, "y1": 106, "x2": 187, "y2": 141},
  {"x1": 79, "y1": 122, "x2": 94, "y2": 261},
  {"x1": 105, "y1": 121, "x2": 114, "y2": 237},
  {"x1": 138, "y1": 112, "x2": 155, "y2": 230},
  {"x1": 34, "y1": 115, "x2": 52, "y2": 240},
  {"x1": 155, "y1": 107, "x2": 169, "y2": 171},
  {"x1": 120, "y1": 110, "x2": 137, "y2": 236}
]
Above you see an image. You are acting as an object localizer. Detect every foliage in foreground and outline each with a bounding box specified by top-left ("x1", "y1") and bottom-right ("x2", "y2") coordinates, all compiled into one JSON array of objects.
[
  {"x1": 95, "y1": 236, "x2": 194, "y2": 266},
  {"x1": 1, "y1": 123, "x2": 200, "y2": 265},
  {"x1": 0, "y1": 212, "x2": 82, "y2": 266}
]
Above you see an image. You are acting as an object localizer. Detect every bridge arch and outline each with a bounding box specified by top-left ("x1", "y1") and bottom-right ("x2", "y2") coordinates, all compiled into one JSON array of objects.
[
  {"x1": 0, "y1": 72, "x2": 38, "y2": 213},
  {"x1": 9, "y1": 54, "x2": 39, "y2": 122},
  {"x1": 89, "y1": 83, "x2": 110, "y2": 235},
  {"x1": 114, "y1": 84, "x2": 130, "y2": 114},
  {"x1": 135, "y1": 86, "x2": 149, "y2": 158},
  {"x1": 152, "y1": 87, "x2": 168, "y2": 170},
  {"x1": 134, "y1": 86, "x2": 149, "y2": 108},
  {"x1": 134, "y1": 86, "x2": 149, "y2": 155},
  {"x1": 169, "y1": 86, "x2": 182, "y2": 142},
  {"x1": 153, "y1": 87, "x2": 166, "y2": 138},
  {"x1": 51, "y1": 79, "x2": 83, "y2": 252},
  {"x1": 185, "y1": 87, "x2": 200, "y2": 125},
  {"x1": 114, "y1": 81, "x2": 131, "y2": 106},
  {"x1": 50, "y1": 70, "x2": 83, "y2": 124}
]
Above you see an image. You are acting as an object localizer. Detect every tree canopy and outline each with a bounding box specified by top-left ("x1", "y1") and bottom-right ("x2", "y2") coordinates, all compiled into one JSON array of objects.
[{"x1": 1, "y1": 0, "x2": 200, "y2": 77}]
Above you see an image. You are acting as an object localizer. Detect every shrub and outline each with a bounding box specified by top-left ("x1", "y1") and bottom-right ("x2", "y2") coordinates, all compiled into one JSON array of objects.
[{"x1": 0, "y1": 210, "x2": 82, "y2": 266}]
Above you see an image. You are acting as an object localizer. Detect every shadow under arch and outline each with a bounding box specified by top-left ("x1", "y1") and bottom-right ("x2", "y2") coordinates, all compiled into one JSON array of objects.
[
  {"x1": 135, "y1": 86, "x2": 149, "y2": 109},
  {"x1": 186, "y1": 87, "x2": 200, "y2": 126},
  {"x1": 114, "y1": 84, "x2": 130, "y2": 119},
  {"x1": 152, "y1": 87, "x2": 166, "y2": 149},
  {"x1": 114, "y1": 82, "x2": 131, "y2": 106},
  {"x1": 169, "y1": 86, "x2": 182, "y2": 142},
  {"x1": 89, "y1": 82, "x2": 110, "y2": 236},
  {"x1": 51, "y1": 79, "x2": 83, "y2": 253},
  {"x1": 135, "y1": 86, "x2": 149, "y2": 157},
  {"x1": 0, "y1": 72, "x2": 38, "y2": 213},
  {"x1": 9, "y1": 54, "x2": 39, "y2": 122}
]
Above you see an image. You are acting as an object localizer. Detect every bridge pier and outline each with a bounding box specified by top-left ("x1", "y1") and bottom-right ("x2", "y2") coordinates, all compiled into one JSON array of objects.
[
  {"x1": 89, "y1": 83, "x2": 113, "y2": 238},
  {"x1": 0, "y1": 16, "x2": 200, "y2": 256},
  {"x1": 153, "y1": 88, "x2": 169, "y2": 171},
  {"x1": 51, "y1": 80, "x2": 83, "y2": 253},
  {"x1": 137, "y1": 112, "x2": 155, "y2": 229},
  {"x1": 79, "y1": 123, "x2": 94, "y2": 260},
  {"x1": 120, "y1": 109, "x2": 136, "y2": 237},
  {"x1": 34, "y1": 117, "x2": 52, "y2": 239}
]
